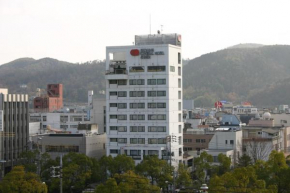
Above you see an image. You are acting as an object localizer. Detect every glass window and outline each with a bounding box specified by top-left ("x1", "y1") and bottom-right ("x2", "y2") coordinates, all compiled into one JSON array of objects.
[
  {"x1": 178, "y1": 79, "x2": 181, "y2": 88},
  {"x1": 110, "y1": 115, "x2": 117, "y2": 119},
  {"x1": 110, "y1": 103, "x2": 117, "y2": 107},
  {"x1": 178, "y1": 67, "x2": 181, "y2": 76},
  {"x1": 147, "y1": 66, "x2": 166, "y2": 72},
  {"x1": 130, "y1": 91, "x2": 145, "y2": 97},
  {"x1": 118, "y1": 103, "x2": 127, "y2": 109},
  {"x1": 118, "y1": 138, "x2": 127, "y2": 143},
  {"x1": 158, "y1": 138, "x2": 166, "y2": 144},
  {"x1": 110, "y1": 138, "x2": 117, "y2": 142},
  {"x1": 110, "y1": 126, "x2": 117, "y2": 131},
  {"x1": 157, "y1": 79, "x2": 166, "y2": 85},
  {"x1": 148, "y1": 91, "x2": 156, "y2": 97},
  {"x1": 109, "y1": 80, "x2": 118, "y2": 84},
  {"x1": 137, "y1": 79, "x2": 145, "y2": 85},
  {"x1": 118, "y1": 80, "x2": 127, "y2": 85},
  {"x1": 117, "y1": 115, "x2": 127, "y2": 120},
  {"x1": 129, "y1": 79, "x2": 136, "y2": 85},
  {"x1": 148, "y1": 103, "x2": 157, "y2": 108},
  {"x1": 148, "y1": 150, "x2": 158, "y2": 155},
  {"x1": 147, "y1": 79, "x2": 157, "y2": 85},
  {"x1": 118, "y1": 91, "x2": 127, "y2": 97},
  {"x1": 148, "y1": 138, "x2": 158, "y2": 144},
  {"x1": 178, "y1": 102, "x2": 181, "y2": 110},
  {"x1": 129, "y1": 66, "x2": 144, "y2": 72},
  {"x1": 178, "y1": 52, "x2": 181, "y2": 64},
  {"x1": 148, "y1": 114, "x2": 166, "y2": 120},
  {"x1": 130, "y1": 103, "x2": 145, "y2": 109},
  {"x1": 170, "y1": 66, "x2": 175, "y2": 72},
  {"x1": 118, "y1": 126, "x2": 127, "y2": 132},
  {"x1": 110, "y1": 92, "x2": 117, "y2": 96},
  {"x1": 110, "y1": 149, "x2": 119, "y2": 154},
  {"x1": 157, "y1": 91, "x2": 166, "y2": 96},
  {"x1": 179, "y1": 125, "x2": 182, "y2": 133},
  {"x1": 178, "y1": 91, "x2": 181, "y2": 99}
]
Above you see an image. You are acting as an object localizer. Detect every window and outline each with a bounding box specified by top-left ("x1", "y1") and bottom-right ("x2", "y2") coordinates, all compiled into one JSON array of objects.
[
  {"x1": 148, "y1": 103, "x2": 166, "y2": 108},
  {"x1": 157, "y1": 91, "x2": 166, "y2": 96},
  {"x1": 110, "y1": 103, "x2": 117, "y2": 107},
  {"x1": 201, "y1": 139, "x2": 206, "y2": 143},
  {"x1": 178, "y1": 113, "x2": 182, "y2": 122},
  {"x1": 147, "y1": 79, "x2": 157, "y2": 85},
  {"x1": 183, "y1": 139, "x2": 192, "y2": 143},
  {"x1": 148, "y1": 91, "x2": 166, "y2": 97},
  {"x1": 110, "y1": 126, "x2": 117, "y2": 131},
  {"x1": 148, "y1": 126, "x2": 166, "y2": 132},
  {"x1": 118, "y1": 103, "x2": 127, "y2": 109},
  {"x1": 178, "y1": 67, "x2": 181, "y2": 76},
  {"x1": 130, "y1": 138, "x2": 145, "y2": 144},
  {"x1": 225, "y1": 140, "x2": 228, "y2": 144},
  {"x1": 178, "y1": 137, "x2": 182, "y2": 145},
  {"x1": 178, "y1": 52, "x2": 181, "y2": 64},
  {"x1": 43, "y1": 116, "x2": 47, "y2": 121},
  {"x1": 178, "y1": 79, "x2": 181, "y2": 88},
  {"x1": 110, "y1": 149, "x2": 119, "y2": 154},
  {"x1": 179, "y1": 125, "x2": 182, "y2": 133},
  {"x1": 129, "y1": 91, "x2": 145, "y2": 97},
  {"x1": 170, "y1": 66, "x2": 175, "y2": 72},
  {"x1": 130, "y1": 126, "x2": 145, "y2": 132},
  {"x1": 129, "y1": 66, "x2": 144, "y2": 72},
  {"x1": 147, "y1": 91, "x2": 156, "y2": 97},
  {"x1": 110, "y1": 115, "x2": 117, "y2": 119},
  {"x1": 117, "y1": 115, "x2": 127, "y2": 120},
  {"x1": 148, "y1": 138, "x2": 166, "y2": 144},
  {"x1": 196, "y1": 139, "x2": 201, "y2": 143},
  {"x1": 130, "y1": 150, "x2": 141, "y2": 155},
  {"x1": 109, "y1": 80, "x2": 118, "y2": 84},
  {"x1": 110, "y1": 92, "x2": 117, "y2": 96},
  {"x1": 130, "y1": 114, "x2": 145, "y2": 120},
  {"x1": 148, "y1": 66, "x2": 166, "y2": 72},
  {"x1": 129, "y1": 79, "x2": 145, "y2": 85},
  {"x1": 118, "y1": 126, "x2": 127, "y2": 132},
  {"x1": 213, "y1": 156, "x2": 218, "y2": 162},
  {"x1": 178, "y1": 91, "x2": 181, "y2": 99},
  {"x1": 118, "y1": 91, "x2": 127, "y2": 97},
  {"x1": 110, "y1": 138, "x2": 117, "y2": 142},
  {"x1": 148, "y1": 114, "x2": 166, "y2": 120},
  {"x1": 130, "y1": 103, "x2": 145, "y2": 109},
  {"x1": 178, "y1": 102, "x2": 181, "y2": 110},
  {"x1": 230, "y1": 140, "x2": 234, "y2": 145},
  {"x1": 118, "y1": 80, "x2": 127, "y2": 85},
  {"x1": 157, "y1": 79, "x2": 166, "y2": 85},
  {"x1": 118, "y1": 138, "x2": 127, "y2": 143}
]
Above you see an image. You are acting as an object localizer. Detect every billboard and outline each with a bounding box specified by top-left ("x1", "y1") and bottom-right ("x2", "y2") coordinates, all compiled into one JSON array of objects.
[{"x1": 0, "y1": 110, "x2": 3, "y2": 131}]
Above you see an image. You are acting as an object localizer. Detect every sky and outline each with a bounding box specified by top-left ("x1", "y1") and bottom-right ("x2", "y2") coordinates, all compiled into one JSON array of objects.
[{"x1": 1, "y1": 0, "x2": 290, "y2": 65}]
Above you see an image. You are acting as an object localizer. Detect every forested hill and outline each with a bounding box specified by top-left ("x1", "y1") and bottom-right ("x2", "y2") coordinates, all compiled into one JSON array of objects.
[
  {"x1": 1, "y1": 45, "x2": 290, "y2": 106},
  {"x1": 0, "y1": 58, "x2": 106, "y2": 102},
  {"x1": 183, "y1": 45, "x2": 290, "y2": 107}
]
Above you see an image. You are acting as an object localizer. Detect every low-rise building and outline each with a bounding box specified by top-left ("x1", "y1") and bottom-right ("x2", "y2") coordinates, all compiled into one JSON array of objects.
[{"x1": 31, "y1": 133, "x2": 106, "y2": 159}]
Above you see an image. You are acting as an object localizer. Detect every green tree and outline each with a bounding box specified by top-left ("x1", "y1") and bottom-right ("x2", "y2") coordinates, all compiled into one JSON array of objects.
[
  {"x1": 193, "y1": 152, "x2": 213, "y2": 185},
  {"x1": 176, "y1": 163, "x2": 192, "y2": 189},
  {"x1": 109, "y1": 154, "x2": 135, "y2": 176},
  {"x1": 95, "y1": 171, "x2": 160, "y2": 193},
  {"x1": 237, "y1": 154, "x2": 252, "y2": 167},
  {"x1": 135, "y1": 155, "x2": 173, "y2": 190},
  {"x1": 0, "y1": 166, "x2": 47, "y2": 193},
  {"x1": 216, "y1": 153, "x2": 231, "y2": 175}
]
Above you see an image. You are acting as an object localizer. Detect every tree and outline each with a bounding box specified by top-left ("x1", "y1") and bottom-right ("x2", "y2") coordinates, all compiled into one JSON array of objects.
[
  {"x1": 95, "y1": 171, "x2": 160, "y2": 193},
  {"x1": 209, "y1": 166, "x2": 275, "y2": 193},
  {"x1": 0, "y1": 166, "x2": 47, "y2": 193},
  {"x1": 193, "y1": 151, "x2": 213, "y2": 185},
  {"x1": 135, "y1": 155, "x2": 173, "y2": 190},
  {"x1": 237, "y1": 154, "x2": 252, "y2": 167},
  {"x1": 176, "y1": 163, "x2": 192, "y2": 189},
  {"x1": 109, "y1": 154, "x2": 135, "y2": 176},
  {"x1": 243, "y1": 139, "x2": 273, "y2": 163},
  {"x1": 216, "y1": 153, "x2": 231, "y2": 175}
]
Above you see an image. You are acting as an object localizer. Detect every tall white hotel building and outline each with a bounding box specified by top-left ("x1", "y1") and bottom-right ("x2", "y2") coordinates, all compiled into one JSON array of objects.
[{"x1": 105, "y1": 34, "x2": 183, "y2": 167}]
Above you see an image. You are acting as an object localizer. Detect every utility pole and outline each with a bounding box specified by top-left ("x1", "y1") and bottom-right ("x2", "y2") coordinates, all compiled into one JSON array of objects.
[
  {"x1": 60, "y1": 155, "x2": 63, "y2": 193},
  {"x1": 50, "y1": 155, "x2": 63, "y2": 193}
]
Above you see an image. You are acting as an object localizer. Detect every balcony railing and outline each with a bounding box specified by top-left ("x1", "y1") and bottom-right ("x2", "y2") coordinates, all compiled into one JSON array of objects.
[{"x1": 106, "y1": 69, "x2": 128, "y2": 75}]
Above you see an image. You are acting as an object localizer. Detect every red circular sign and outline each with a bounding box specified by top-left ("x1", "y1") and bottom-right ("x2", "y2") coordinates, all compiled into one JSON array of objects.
[
  {"x1": 130, "y1": 49, "x2": 139, "y2": 56},
  {"x1": 177, "y1": 35, "x2": 182, "y2": 42}
]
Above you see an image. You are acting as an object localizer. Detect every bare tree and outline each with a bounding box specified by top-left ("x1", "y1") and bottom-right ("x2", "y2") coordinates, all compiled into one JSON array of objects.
[{"x1": 243, "y1": 138, "x2": 273, "y2": 163}]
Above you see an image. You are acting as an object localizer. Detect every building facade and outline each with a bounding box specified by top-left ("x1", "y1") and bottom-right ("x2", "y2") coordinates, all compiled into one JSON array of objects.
[
  {"x1": 106, "y1": 34, "x2": 183, "y2": 166},
  {"x1": 0, "y1": 88, "x2": 29, "y2": 174},
  {"x1": 33, "y1": 84, "x2": 63, "y2": 112}
]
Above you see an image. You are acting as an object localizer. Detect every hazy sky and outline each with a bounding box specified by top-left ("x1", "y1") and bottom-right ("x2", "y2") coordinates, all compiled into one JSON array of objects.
[{"x1": 1, "y1": 0, "x2": 290, "y2": 65}]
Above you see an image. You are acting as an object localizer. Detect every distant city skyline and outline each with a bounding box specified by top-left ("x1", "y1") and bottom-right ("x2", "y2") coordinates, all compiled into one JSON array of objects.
[{"x1": 1, "y1": 0, "x2": 290, "y2": 65}]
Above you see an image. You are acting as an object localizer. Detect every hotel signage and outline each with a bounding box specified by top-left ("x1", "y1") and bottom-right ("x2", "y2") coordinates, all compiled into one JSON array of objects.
[{"x1": 130, "y1": 49, "x2": 165, "y2": 59}]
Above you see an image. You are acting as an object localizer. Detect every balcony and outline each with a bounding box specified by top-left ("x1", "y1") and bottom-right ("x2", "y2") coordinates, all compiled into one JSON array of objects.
[{"x1": 106, "y1": 62, "x2": 128, "y2": 79}]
